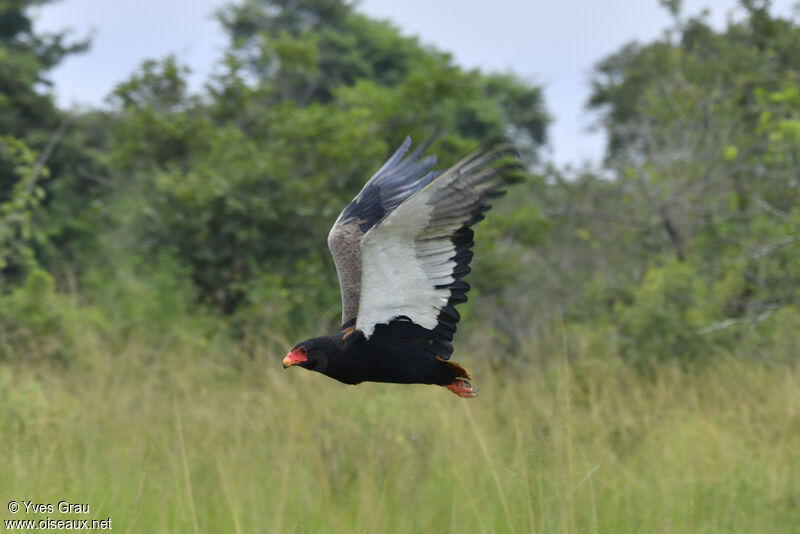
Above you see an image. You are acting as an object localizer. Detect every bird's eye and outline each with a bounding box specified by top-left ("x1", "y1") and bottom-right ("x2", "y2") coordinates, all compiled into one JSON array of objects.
[{"x1": 300, "y1": 346, "x2": 308, "y2": 355}]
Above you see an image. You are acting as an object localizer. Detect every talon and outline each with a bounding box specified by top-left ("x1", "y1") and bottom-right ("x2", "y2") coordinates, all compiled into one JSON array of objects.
[{"x1": 446, "y1": 379, "x2": 477, "y2": 398}]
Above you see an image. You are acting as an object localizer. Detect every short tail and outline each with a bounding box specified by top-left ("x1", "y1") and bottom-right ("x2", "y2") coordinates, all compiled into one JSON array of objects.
[{"x1": 436, "y1": 356, "x2": 472, "y2": 381}]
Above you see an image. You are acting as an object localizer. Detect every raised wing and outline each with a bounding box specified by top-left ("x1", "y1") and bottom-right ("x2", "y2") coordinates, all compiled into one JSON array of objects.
[
  {"x1": 355, "y1": 138, "x2": 521, "y2": 358},
  {"x1": 328, "y1": 137, "x2": 440, "y2": 327}
]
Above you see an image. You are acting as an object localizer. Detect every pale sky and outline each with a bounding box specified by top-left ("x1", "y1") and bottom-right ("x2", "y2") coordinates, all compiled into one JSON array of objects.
[{"x1": 34, "y1": 0, "x2": 799, "y2": 165}]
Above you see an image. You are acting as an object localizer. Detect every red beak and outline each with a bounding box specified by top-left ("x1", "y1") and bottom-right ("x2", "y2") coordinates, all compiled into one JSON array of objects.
[{"x1": 283, "y1": 348, "x2": 308, "y2": 369}]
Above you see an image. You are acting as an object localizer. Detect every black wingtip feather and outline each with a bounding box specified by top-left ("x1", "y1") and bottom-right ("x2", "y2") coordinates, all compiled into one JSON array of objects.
[
  {"x1": 419, "y1": 138, "x2": 525, "y2": 359},
  {"x1": 452, "y1": 264, "x2": 472, "y2": 280},
  {"x1": 358, "y1": 137, "x2": 524, "y2": 361},
  {"x1": 432, "y1": 339, "x2": 453, "y2": 356},
  {"x1": 434, "y1": 325, "x2": 455, "y2": 341},
  {"x1": 439, "y1": 305, "x2": 461, "y2": 322}
]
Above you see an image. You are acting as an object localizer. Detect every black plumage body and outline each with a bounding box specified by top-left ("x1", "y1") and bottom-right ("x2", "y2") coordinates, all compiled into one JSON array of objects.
[{"x1": 294, "y1": 320, "x2": 460, "y2": 386}]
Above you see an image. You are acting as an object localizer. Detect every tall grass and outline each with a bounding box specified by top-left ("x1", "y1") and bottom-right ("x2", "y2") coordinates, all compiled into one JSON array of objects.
[{"x1": 1, "y1": 324, "x2": 799, "y2": 533}]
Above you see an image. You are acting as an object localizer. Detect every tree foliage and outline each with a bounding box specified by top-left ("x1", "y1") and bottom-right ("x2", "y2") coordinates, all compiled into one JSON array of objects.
[
  {"x1": 530, "y1": 0, "x2": 800, "y2": 364},
  {"x1": 94, "y1": 0, "x2": 548, "y2": 325},
  {"x1": 0, "y1": 0, "x2": 103, "y2": 284}
]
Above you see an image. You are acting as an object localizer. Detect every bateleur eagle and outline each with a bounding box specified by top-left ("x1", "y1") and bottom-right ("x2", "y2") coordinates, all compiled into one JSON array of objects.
[{"x1": 284, "y1": 137, "x2": 522, "y2": 397}]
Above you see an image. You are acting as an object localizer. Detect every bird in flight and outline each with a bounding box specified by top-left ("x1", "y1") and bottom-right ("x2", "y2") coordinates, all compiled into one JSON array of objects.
[{"x1": 284, "y1": 137, "x2": 522, "y2": 397}]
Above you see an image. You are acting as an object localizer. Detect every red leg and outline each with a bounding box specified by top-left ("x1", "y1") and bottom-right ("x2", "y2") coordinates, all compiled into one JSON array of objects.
[{"x1": 446, "y1": 379, "x2": 477, "y2": 398}]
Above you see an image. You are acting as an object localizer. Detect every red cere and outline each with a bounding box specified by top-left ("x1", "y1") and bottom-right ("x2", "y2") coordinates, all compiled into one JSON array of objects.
[{"x1": 283, "y1": 347, "x2": 309, "y2": 368}]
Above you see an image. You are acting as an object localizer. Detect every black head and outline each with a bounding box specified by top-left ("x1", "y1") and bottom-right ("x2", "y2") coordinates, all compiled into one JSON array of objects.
[{"x1": 283, "y1": 337, "x2": 331, "y2": 373}]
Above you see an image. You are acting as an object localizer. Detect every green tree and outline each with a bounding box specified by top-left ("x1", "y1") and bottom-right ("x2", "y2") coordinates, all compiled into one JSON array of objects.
[
  {"x1": 102, "y1": 0, "x2": 548, "y2": 325},
  {"x1": 530, "y1": 0, "x2": 800, "y2": 363},
  {"x1": 0, "y1": 0, "x2": 95, "y2": 283}
]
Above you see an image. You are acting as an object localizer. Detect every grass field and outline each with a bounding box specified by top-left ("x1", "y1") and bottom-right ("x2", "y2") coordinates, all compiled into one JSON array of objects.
[{"x1": 2, "y1": 326, "x2": 799, "y2": 533}]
